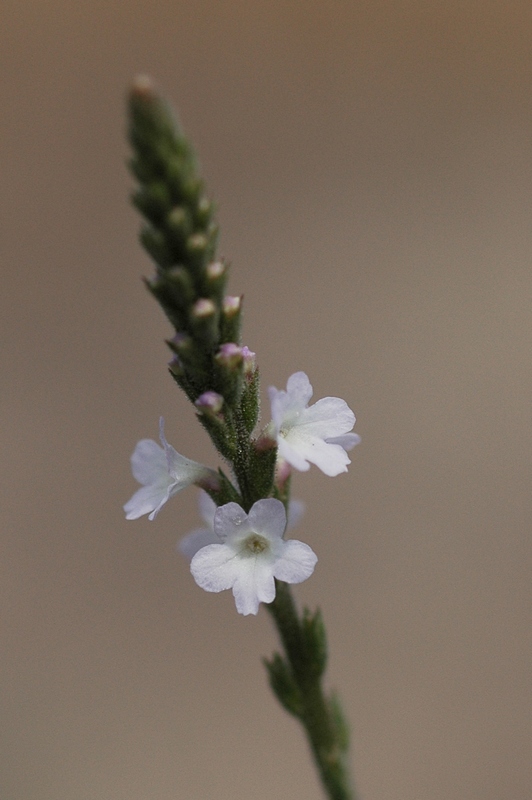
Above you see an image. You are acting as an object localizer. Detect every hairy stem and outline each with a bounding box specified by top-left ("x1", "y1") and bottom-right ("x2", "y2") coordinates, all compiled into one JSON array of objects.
[{"x1": 267, "y1": 582, "x2": 358, "y2": 800}]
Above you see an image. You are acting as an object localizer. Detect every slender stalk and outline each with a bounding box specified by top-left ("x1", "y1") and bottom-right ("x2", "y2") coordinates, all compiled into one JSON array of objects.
[
  {"x1": 266, "y1": 582, "x2": 358, "y2": 800},
  {"x1": 127, "y1": 77, "x2": 359, "y2": 800}
]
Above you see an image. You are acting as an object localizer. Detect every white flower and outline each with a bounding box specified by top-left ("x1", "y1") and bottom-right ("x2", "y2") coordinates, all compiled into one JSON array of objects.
[
  {"x1": 124, "y1": 418, "x2": 218, "y2": 521},
  {"x1": 190, "y1": 498, "x2": 317, "y2": 615},
  {"x1": 268, "y1": 371, "x2": 360, "y2": 476},
  {"x1": 179, "y1": 491, "x2": 305, "y2": 561}
]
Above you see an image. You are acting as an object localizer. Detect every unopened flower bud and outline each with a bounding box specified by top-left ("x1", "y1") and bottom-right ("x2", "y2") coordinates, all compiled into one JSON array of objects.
[
  {"x1": 188, "y1": 298, "x2": 219, "y2": 349},
  {"x1": 215, "y1": 342, "x2": 243, "y2": 370},
  {"x1": 220, "y1": 295, "x2": 243, "y2": 343},
  {"x1": 214, "y1": 343, "x2": 244, "y2": 402},
  {"x1": 187, "y1": 232, "x2": 208, "y2": 254},
  {"x1": 130, "y1": 74, "x2": 156, "y2": 101},
  {"x1": 275, "y1": 457, "x2": 293, "y2": 489},
  {"x1": 223, "y1": 295, "x2": 241, "y2": 316},
  {"x1": 167, "y1": 331, "x2": 192, "y2": 355},
  {"x1": 241, "y1": 345, "x2": 256, "y2": 376},
  {"x1": 168, "y1": 354, "x2": 184, "y2": 377},
  {"x1": 167, "y1": 206, "x2": 192, "y2": 239},
  {"x1": 207, "y1": 261, "x2": 225, "y2": 280},
  {"x1": 193, "y1": 298, "x2": 216, "y2": 318},
  {"x1": 195, "y1": 391, "x2": 224, "y2": 416}
]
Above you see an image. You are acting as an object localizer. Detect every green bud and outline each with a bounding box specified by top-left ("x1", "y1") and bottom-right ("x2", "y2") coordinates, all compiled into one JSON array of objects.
[
  {"x1": 140, "y1": 227, "x2": 172, "y2": 268},
  {"x1": 167, "y1": 205, "x2": 193, "y2": 245},
  {"x1": 214, "y1": 343, "x2": 244, "y2": 404},
  {"x1": 201, "y1": 260, "x2": 227, "y2": 303},
  {"x1": 220, "y1": 295, "x2": 242, "y2": 343},
  {"x1": 189, "y1": 298, "x2": 219, "y2": 349},
  {"x1": 301, "y1": 608, "x2": 328, "y2": 679},
  {"x1": 166, "y1": 266, "x2": 195, "y2": 307},
  {"x1": 329, "y1": 692, "x2": 350, "y2": 753},
  {"x1": 132, "y1": 182, "x2": 172, "y2": 225},
  {"x1": 247, "y1": 437, "x2": 277, "y2": 502},
  {"x1": 263, "y1": 653, "x2": 302, "y2": 718}
]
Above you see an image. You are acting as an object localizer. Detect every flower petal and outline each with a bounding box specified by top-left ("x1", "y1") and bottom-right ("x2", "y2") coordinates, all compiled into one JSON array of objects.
[
  {"x1": 231, "y1": 558, "x2": 276, "y2": 615},
  {"x1": 286, "y1": 434, "x2": 351, "y2": 476},
  {"x1": 198, "y1": 490, "x2": 217, "y2": 527},
  {"x1": 130, "y1": 439, "x2": 167, "y2": 485},
  {"x1": 123, "y1": 482, "x2": 171, "y2": 520},
  {"x1": 190, "y1": 544, "x2": 240, "y2": 592},
  {"x1": 273, "y1": 540, "x2": 318, "y2": 583},
  {"x1": 247, "y1": 498, "x2": 286, "y2": 540},
  {"x1": 268, "y1": 371, "x2": 313, "y2": 428},
  {"x1": 213, "y1": 502, "x2": 251, "y2": 543},
  {"x1": 285, "y1": 371, "x2": 314, "y2": 406},
  {"x1": 298, "y1": 397, "x2": 355, "y2": 438},
  {"x1": 326, "y1": 432, "x2": 361, "y2": 451},
  {"x1": 277, "y1": 437, "x2": 312, "y2": 472},
  {"x1": 159, "y1": 417, "x2": 210, "y2": 485},
  {"x1": 179, "y1": 527, "x2": 219, "y2": 560}
]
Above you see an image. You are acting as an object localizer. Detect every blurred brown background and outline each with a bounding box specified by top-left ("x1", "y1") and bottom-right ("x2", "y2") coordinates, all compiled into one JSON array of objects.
[{"x1": 1, "y1": 2, "x2": 531, "y2": 799}]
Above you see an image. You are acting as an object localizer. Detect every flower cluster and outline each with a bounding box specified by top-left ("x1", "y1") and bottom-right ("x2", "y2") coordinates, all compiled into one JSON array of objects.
[{"x1": 125, "y1": 371, "x2": 359, "y2": 614}]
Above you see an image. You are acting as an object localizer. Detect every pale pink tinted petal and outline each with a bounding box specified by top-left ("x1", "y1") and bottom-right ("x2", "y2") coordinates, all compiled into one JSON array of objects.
[
  {"x1": 299, "y1": 397, "x2": 355, "y2": 438},
  {"x1": 123, "y1": 482, "x2": 170, "y2": 520},
  {"x1": 158, "y1": 417, "x2": 205, "y2": 482},
  {"x1": 232, "y1": 559, "x2": 276, "y2": 615},
  {"x1": 285, "y1": 372, "x2": 313, "y2": 406},
  {"x1": 326, "y1": 433, "x2": 361, "y2": 451},
  {"x1": 287, "y1": 499, "x2": 305, "y2": 530},
  {"x1": 213, "y1": 502, "x2": 251, "y2": 542},
  {"x1": 277, "y1": 437, "x2": 311, "y2": 472},
  {"x1": 247, "y1": 498, "x2": 286, "y2": 539},
  {"x1": 130, "y1": 439, "x2": 167, "y2": 485},
  {"x1": 288, "y1": 434, "x2": 350, "y2": 476},
  {"x1": 267, "y1": 385, "x2": 283, "y2": 427},
  {"x1": 190, "y1": 544, "x2": 240, "y2": 592},
  {"x1": 268, "y1": 372, "x2": 313, "y2": 428},
  {"x1": 198, "y1": 490, "x2": 217, "y2": 527},
  {"x1": 178, "y1": 527, "x2": 219, "y2": 560},
  {"x1": 273, "y1": 540, "x2": 317, "y2": 583}
]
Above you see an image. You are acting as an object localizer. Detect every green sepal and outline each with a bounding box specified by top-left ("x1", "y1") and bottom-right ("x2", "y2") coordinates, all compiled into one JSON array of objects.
[
  {"x1": 196, "y1": 413, "x2": 236, "y2": 463},
  {"x1": 263, "y1": 652, "x2": 303, "y2": 718},
  {"x1": 194, "y1": 196, "x2": 217, "y2": 230},
  {"x1": 144, "y1": 275, "x2": 184, "y2": 329},
  {"x1": 188, "y1": 300, "x2": 220, "y2": 351},
  {"x1": 246, "y1": 438, "x2": 277, "y2": 503},
  {"x1": 301, "y1": 607, "x2": 328, "y2": 679},
  {"x1": 166, "y1": 266, "x2": 196, "y2": 307},
  {"x1": 146, "y1": 268, "x2": 196, "y2": 330},
  {"x1": 185, "y1": 230, "x2": 217, "y2": 274},
  {"x1": 213, "y1": 350, "x2": 244, "y2": 406},
  {"x1": 328, "y1": 691, "x2": 350, "y2": 754},
  {"x1": 166, "y1": 206, "x2": 193, "y2": 254},
  {"x1": 140, "y1": 226, "x2": 173, "y2": 269},
  {"x1": 240, "y1": 368, "x2": 260, "y2": 434},
  {"x1": 167, "y1": 363, "x2": 197, "y2": 403},
  {"x1": 204, "y1": 469, "x2": 242, "y2": 507},
  {"x1": 198, "y1": 260, "x2": 228, "y2": 305},
  {"x1": 219, "y1": 300, "x2": 242, "y2": 344},
  {"x1": 132, "y1": 182, "x2": 172, "y2": 226}
]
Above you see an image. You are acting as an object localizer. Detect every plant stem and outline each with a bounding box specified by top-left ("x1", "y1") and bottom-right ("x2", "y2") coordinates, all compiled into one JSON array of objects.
[{"x1": 266, "y1": 582, "x2": 358, "y2": 800}]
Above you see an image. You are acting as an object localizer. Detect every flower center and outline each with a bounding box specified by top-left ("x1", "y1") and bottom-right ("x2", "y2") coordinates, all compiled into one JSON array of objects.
[{"x1": 241, "y1": 534, "x2": 269, "y2": 556}]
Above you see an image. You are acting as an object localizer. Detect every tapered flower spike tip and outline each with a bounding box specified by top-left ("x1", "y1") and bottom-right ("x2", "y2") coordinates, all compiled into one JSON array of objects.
[{"x1": 131, "y1": 74, "x2": 156, "y2": 100}]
